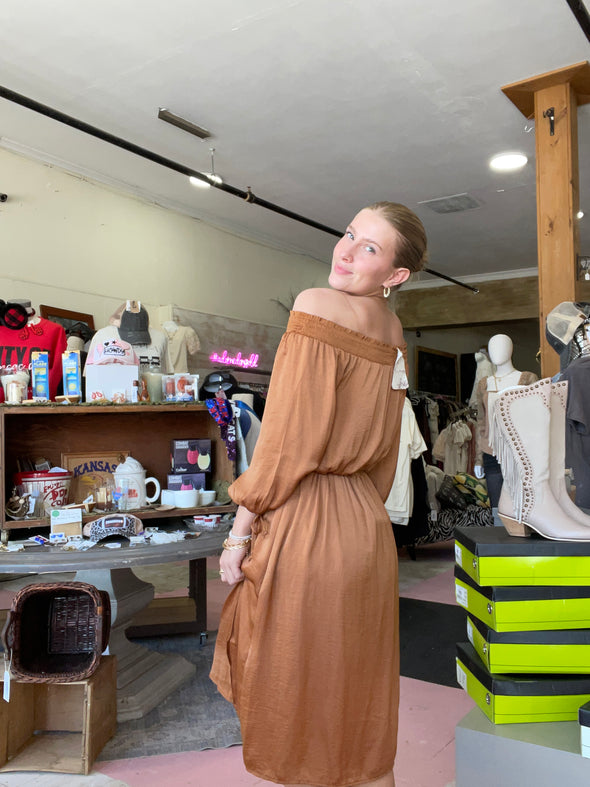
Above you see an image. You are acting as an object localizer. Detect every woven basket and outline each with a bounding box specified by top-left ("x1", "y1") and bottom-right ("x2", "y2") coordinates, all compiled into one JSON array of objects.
[{"x1": 2, "y1": 581, "x2": 111, "y2": 683}]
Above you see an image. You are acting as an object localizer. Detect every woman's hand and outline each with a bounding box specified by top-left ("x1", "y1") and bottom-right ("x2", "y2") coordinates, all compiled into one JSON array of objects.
[
  {"x1": 219, "y1": 505, "x2": 256, "y2": 585},
  {"x1": 219, "y1": 544, "x2": 249, "y2": 586}
]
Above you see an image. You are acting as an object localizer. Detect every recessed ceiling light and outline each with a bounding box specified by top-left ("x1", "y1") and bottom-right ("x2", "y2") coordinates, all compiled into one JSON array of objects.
[
  {"x1": 489, "y1": 153, "x2": 528, "y2": 172},
  {"x1": 189, "y1": 176, "x2": 211, "y2": 190},
  {"x1": 578, "y1": 210, "x2": 585, "y2": 219}
]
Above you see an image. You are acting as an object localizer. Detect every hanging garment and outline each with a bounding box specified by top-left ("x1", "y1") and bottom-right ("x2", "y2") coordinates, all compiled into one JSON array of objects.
[
  {"x1": 392, "y1": 457, "x2": 430, "y2": 546},
  {"x1": 561, "y1": 356, "x2": 590, "y2": 507},
  {"x1": 163, "y1": 323, "x2": 200, "y2": 373},
  {"x1": 432, "y1": 420, "x2": 473, "y2": 476},
  {"x1": 385, "y1": 399, "x2": 427, "y2": 525},
  {"x1": 427, "y1": 399, "x2": 440, "y2": 445}
]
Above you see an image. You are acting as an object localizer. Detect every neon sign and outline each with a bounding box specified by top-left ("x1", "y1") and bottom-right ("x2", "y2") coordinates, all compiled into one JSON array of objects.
[{"x1": 209, "y1": 350, "x2": 260, "y2": 369}]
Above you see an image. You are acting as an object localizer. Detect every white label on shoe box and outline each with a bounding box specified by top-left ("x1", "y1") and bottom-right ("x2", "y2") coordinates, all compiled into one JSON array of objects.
[
  {"x1": 455, "y1": 543, "x2": 462, "y2": 567},
  {"x1": 455, "y1": 583, "x2": 468, "y2": 609},
  {"x1": 466, "y1": 618, "x2": 474, "y2": 646},
  {"x1": 456, "y1": 662, "x2": 467, "y2": 692}
]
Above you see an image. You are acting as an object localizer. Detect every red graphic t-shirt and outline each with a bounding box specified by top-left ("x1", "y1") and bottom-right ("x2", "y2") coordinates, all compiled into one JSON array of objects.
[{"x1": 0, "y1": 318, "x2": 67, "y2": 401}]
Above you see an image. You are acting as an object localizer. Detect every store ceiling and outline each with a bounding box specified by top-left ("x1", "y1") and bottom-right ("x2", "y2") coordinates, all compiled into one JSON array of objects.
[{"x1": 0, "y1": 0, "x2": 589, "y2": 283}]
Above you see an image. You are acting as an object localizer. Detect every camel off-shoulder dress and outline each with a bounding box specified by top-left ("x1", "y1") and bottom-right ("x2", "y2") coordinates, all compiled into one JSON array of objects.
[{"x1": 210, "y1": 311, "x2": 407, "y2": 787}]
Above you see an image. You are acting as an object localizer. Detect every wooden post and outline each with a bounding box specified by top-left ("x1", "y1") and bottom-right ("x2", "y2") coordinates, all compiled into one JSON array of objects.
[{"x1": 502, "y1": 62, "x2": 590, "y2": 377}]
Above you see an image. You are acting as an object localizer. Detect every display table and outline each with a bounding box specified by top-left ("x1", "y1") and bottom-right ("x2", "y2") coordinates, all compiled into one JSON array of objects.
[
  {"x1": 0, "y1": 528, "x2": 226, "y2": 721},
  {"x1": 456, "y1": 707, "x2": 590, "y2": 786}
]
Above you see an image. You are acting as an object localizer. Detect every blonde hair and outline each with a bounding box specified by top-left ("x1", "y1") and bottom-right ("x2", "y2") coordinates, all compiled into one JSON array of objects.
[{"x1": 366, "y1": 201, "x2": 427, "y2": 275}]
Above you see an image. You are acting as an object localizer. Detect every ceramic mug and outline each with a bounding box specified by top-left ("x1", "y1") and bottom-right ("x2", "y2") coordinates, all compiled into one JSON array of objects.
[
  {"x1": 161, "y1": 489, "x2": 176, "y2": 506},
  {"x1": 174, "y1": 489, "x2": 200, "y2": 508},
  {"x1": 200, "y1": 490, "x2": 216, "y2": 506}
]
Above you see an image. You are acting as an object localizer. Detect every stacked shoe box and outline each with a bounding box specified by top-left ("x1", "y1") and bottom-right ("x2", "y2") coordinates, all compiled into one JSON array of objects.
[{"x1": 454, "y1": 525, "x2": 590, "y2": 729}]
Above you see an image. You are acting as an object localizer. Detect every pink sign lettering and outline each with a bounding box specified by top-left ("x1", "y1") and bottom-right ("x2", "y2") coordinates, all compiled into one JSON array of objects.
[{"x1": 209, "y1": 350, "x2": 260, "y2": 369}]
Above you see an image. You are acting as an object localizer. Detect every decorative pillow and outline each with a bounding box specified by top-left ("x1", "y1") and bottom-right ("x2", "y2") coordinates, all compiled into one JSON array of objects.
[
  {"x1": 435, "y1": 475, "x2": 468, "y2": 510},
  {"x1": 453, "y1": 472, "x2": 491, "y2": 508}
]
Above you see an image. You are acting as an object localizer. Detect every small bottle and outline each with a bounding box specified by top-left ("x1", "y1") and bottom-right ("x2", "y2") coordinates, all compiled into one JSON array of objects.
[
  {"x1": 165, "y1": 376, "x2": 175, "y2": 400},
  {"x1": 139, "y1": 378, "x2": 150, "y2": 402}
]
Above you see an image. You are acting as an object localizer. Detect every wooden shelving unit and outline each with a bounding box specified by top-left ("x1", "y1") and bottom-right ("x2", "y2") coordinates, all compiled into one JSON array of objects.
[{"x1": 0, "y1": 402, "x2": 236, "y2": 539}]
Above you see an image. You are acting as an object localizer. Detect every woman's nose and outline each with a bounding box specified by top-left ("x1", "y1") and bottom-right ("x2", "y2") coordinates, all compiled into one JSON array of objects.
[{"x1": 339, "y1": 241, "x2": 353, "y2": 260}]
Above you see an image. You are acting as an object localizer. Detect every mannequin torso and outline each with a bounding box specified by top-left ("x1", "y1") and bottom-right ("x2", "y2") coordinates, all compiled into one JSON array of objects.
[{"x1": 475, "y1": 334, "x2": 537, "y2": 478}]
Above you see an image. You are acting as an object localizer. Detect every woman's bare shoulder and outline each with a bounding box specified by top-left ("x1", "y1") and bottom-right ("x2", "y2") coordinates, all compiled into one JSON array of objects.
[{"x1": 292, "y1": 288, "x2": 344, "y2": 320}]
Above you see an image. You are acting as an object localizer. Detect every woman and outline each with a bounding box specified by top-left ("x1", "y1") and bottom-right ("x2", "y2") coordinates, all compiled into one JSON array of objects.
[{"x1": 211, "y1": 202, "x2": 427, "y2": 787}]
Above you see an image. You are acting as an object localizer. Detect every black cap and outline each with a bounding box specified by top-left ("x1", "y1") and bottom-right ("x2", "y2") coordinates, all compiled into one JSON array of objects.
[{"x1": 119, "y1": 304, "x2": 151, "y2": 345}]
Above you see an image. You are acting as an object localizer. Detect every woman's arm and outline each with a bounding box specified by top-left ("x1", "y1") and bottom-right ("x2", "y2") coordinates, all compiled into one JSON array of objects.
[
  {"x1": 231, "y1": 505, "x2": 256, "y2": 537},
  {"x1": 219, "y1": 505, "x2": 255, "y2": 586}
]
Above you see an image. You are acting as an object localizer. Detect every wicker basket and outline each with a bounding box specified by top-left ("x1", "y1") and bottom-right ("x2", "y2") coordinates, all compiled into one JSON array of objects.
[{"x1": 2, "y1": 581, "x2": 111, "y2": 683}]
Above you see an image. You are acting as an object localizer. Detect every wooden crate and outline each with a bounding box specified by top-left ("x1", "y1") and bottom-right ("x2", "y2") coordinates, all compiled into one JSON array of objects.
[{"x1": 0, "y1": 656, "x2": 116, "y2": 774}]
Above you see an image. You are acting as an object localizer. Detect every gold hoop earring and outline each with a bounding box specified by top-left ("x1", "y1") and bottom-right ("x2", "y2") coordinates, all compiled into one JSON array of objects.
[{"x1": 383, "y1": 286, "x2": 391, "y2": 298}]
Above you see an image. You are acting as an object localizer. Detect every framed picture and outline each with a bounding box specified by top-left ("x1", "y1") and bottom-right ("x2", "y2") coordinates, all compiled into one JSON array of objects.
[
  {"x1": 416, "y1": 346, "x2": 458, "y2": 399},
  {"x1": 39, "y1": 305, "x2": 95, "y2": 335},
  {"x1": 61, "y1": 451, "x2": 129, "y2": 505}
]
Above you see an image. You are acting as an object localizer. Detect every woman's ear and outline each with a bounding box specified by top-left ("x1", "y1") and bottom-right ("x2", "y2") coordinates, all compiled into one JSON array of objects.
[{"x1": 384, "y1": 267, "x2": 411, "y2": 288}]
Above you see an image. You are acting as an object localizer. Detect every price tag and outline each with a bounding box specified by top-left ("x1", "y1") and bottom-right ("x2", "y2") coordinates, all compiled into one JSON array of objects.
[
  {"x1": 3, "y1": 651, "x2": 12, "y2": 703},
  {"x1": 466, "y1": 617, "x2": 474, "y2": 645},
  {"x1": 454, "y1": 543, "x2": 462, "y2": 567},
  {"x1": 455, "y1": 584, "x2": 468, "y2": 609},
  {"x1": 456, "y1": 663, "x2": 467, "y2": 692}
]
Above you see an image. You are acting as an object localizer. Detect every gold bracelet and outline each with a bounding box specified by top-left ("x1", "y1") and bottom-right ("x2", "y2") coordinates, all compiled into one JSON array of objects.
[{"x1": 223, "y1": 537, "x2": 251, "y2": 550}]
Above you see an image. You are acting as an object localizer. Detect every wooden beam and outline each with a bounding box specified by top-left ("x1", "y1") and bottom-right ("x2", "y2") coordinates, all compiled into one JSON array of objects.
[
  {"x1": 534, "y1": 82, "x2": 580, "y2": 376},
  {"x1": 502, "y1": 62, "x2": 590, "y2": 377},
  {"x1": 502, "y1": 61, "x2": 590, "y2": 118},
  {"x1": 395, "y1": 276, "x2": 538, "y2": 329}
]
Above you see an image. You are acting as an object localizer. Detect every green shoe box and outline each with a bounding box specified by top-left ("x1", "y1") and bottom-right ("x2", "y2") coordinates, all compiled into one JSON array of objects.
[
  {"x1": 456, "y1": 642, "x2": 590, "y2": 724},
  {"x1": 455, "y1": 526, "x2": 590, "y2": 587},
  {"x1": 466, "y1": 613, "x2": 590, "y2": 674},
  {"x1": 455, "y1": 565, "x2": 590, "y2": 632}
]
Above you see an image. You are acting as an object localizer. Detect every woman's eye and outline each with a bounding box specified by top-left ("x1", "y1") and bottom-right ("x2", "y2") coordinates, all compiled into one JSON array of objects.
[
  {"x1": 365, "y1": 245, "x2": 376, "y2": 254},
  {"x1": 346, "y1": 231, "x2": 354, "y2": 240}
]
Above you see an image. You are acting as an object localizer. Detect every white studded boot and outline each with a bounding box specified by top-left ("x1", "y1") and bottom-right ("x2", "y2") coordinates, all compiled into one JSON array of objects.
[{"x1": 492, "y1": 378, "x2": 590, "y2": 541}]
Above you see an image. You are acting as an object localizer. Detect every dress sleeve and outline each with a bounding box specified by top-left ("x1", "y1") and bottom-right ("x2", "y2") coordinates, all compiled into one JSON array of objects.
[{"x1": 228, "y1": 329, "x2": 338, "y2": 513}]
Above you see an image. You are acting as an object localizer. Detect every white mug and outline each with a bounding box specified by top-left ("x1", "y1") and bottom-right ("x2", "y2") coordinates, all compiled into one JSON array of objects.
[
  {"x1": 200, "y1": 490, "x2": 216, "y2": 506},
  {"x1": 174, "y1": 489, "x2": 200, "y2": 508},
  {"x1": 161, "y1": 489, "x2": 176, "y2": 506}
]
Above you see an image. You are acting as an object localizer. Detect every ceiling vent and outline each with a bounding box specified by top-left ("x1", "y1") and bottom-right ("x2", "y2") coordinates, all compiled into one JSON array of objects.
[{"x1": 418, "y1": 192, "x2": 483, "y2": 214}]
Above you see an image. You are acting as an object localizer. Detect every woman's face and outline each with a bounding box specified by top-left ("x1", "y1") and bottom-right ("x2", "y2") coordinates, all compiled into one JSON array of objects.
[{"x1": 328, "y1": 209, "x2": 410, "y2": 296}]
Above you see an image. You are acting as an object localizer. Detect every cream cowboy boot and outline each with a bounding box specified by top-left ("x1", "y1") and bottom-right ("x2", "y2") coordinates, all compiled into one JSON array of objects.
[{"x1": 492, "y1": 378, "x2": 590, "y2": 541}]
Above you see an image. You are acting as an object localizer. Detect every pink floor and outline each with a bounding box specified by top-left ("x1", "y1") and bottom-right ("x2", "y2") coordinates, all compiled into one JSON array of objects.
[
  {"x1": 401, "y1": 567, "x2": 457, "y2": 606},
  {"x1": 93, "y1": 549, "x2": 474, "y2": 787},
  {"x1": 97, "y1": 675, "x2": 474, "y2": 787}
]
